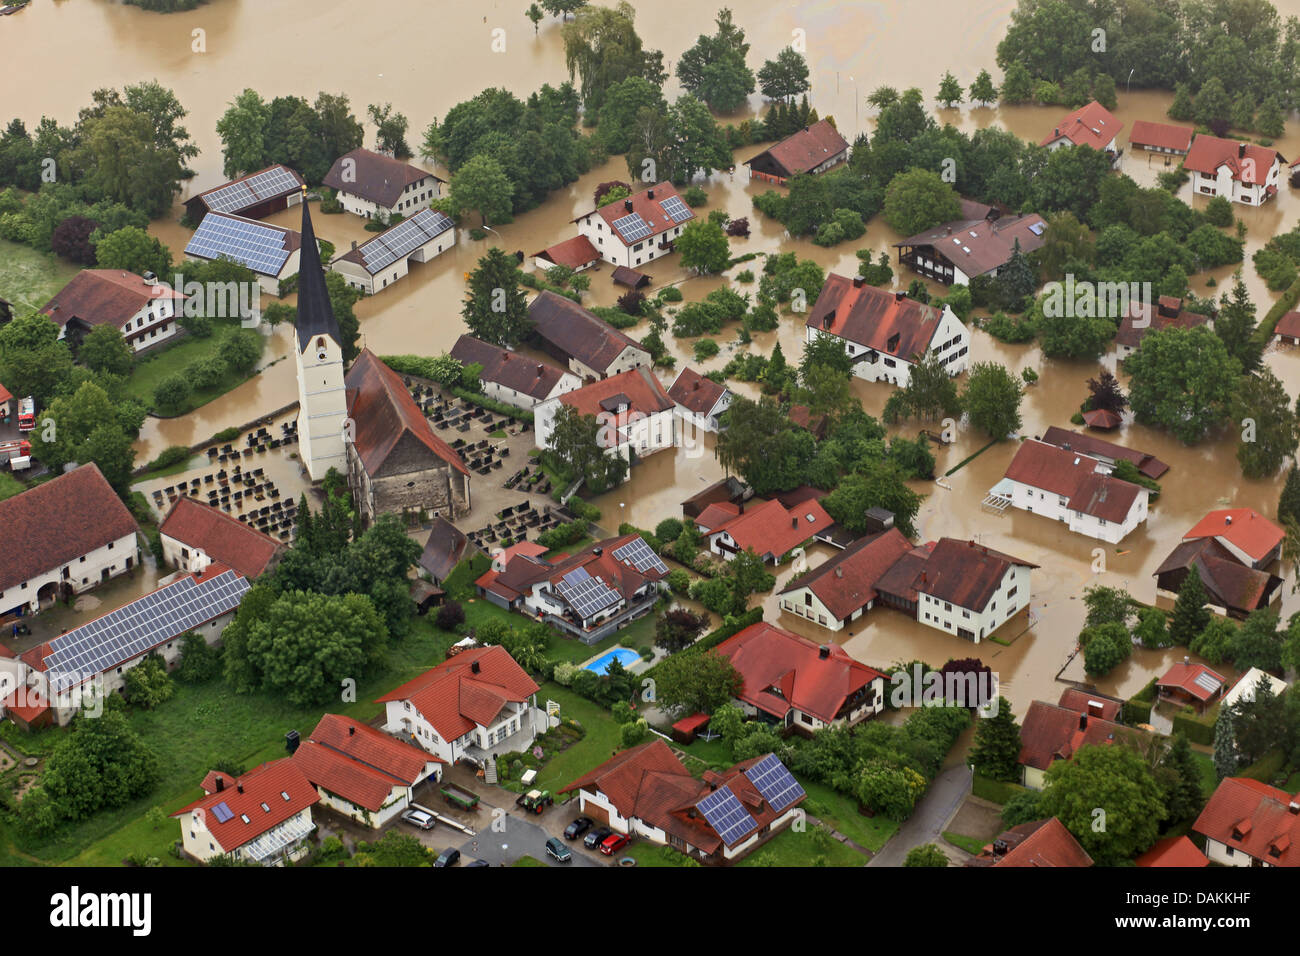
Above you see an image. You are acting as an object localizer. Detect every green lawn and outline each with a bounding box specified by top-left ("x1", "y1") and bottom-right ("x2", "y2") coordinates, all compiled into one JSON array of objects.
[
  {"x1": 513, "y1": 855, "x2": 546, "y2": 867},
  {"x1": 0, "y1": 472, "x2": 25, "y2": 502},
  {"x1": 0, "y1": 239, "x2": 79, "y2": 314},
  {"x1": 532, "y1": 682, "x2": 623, "y2": 796},
  {"x1": 1284, "y1": 770, "x2": 1300, "y2": 792},
  {"x1": 123, "y1": 319, "x2": 266, "y2": 414},
  {"x1": 802, "y1": 780, "x2": 899, "y2": 852},
  {"x1": 735, "y1": 826, "x2": 866, "y2": 867},
  {"x1": 1190, "y1": 750, "x2": 1219, "y2": 799},
  {"x1": 943, "y1": 830, "x2": 988, "y2": 855}
]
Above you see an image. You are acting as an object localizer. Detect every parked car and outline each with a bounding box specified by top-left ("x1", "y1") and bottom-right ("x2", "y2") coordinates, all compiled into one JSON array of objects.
[
  {"x1": 399, "y1": 808, "x2": 436, "y2": 831},
  {"x1": 599, "y1": 832, "x2": 631, "y2": 856},
  {"x1": 434, "y1": 847, "x2": 461, "y2": 867},
  {"x1": 545, "y1": 837, "x2": 572, "y2": 863},
  {"x1": 564, "y1": 816, "x2": 594, "y2": 840},
  {"x1": 466, "y1": 859, "x2": 491, "y2": 867},
  {"x1": 584, "y1": 826, "x2": 613, "y2": 850}
]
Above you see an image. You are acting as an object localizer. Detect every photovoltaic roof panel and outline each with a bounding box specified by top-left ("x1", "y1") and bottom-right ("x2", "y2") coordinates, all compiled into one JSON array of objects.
[
  {"x1": 557, "y1": 572, "x2": 620, "y2": 618},
  {"x1": 211, "y1": 801, "x2": 234, "y2": 823},
  {"x1": 697, "y1": 786, "x2": 757, "y2": 846},
  {"x1": 659, "y1": 195, "x2": 693, "y2": 224},
  {"x1": 355, "y1": 207, "x2": 455, "y2": 274},
  {"x1": 43, "y1": 570, "x2": 250, "y2": 693},
  {"x1": 743, "y1": 753, "x2": 805, "y2": 813},
  {"x1": 611, "y1": 213, "x2": 652, "y2": 244},
  {"x1": 612, "y1": 537, "x2": 668, "y2": 576},
  {"x1": 186, "y1": 214, "x2": 292, "y2": 276},
  {"x1": 1194, "y1": 671, "x2": 1222, "y2": 694},
  {"x1": 201, "y1": 166, "x2": 302, "y2": 214}
]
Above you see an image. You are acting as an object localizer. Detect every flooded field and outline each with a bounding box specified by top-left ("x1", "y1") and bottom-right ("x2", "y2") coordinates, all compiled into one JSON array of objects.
[{"x1": 4, "y1": 0, "x2": 1298, "y2": 715}]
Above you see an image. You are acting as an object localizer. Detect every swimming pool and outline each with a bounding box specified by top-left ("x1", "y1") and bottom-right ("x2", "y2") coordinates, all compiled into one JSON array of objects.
[{"x1": 583, "y1": 648, "x2": 641, "y2": 675}]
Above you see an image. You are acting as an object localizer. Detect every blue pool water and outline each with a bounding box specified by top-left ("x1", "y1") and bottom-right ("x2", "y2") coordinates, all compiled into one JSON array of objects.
[{"x1": 584, "y1": 648, "x2": 641, "y2": 675}]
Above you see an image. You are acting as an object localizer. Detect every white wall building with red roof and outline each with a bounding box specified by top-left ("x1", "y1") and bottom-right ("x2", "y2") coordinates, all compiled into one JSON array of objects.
[
  {"x1": 1039, "y1": 100, "x2": 1123, "y2": 167},
  {"x1": 39, "y1": 269, "x2": 187, "y2": 354},
  {"x1": 1184, "y1": 135, "x2": 1286, "y2": 205},
  {"x1": 159, "y1": 496, "x2": 283, "y2": 580},
  {"x1": 573, "y1": 182, "x2": 694, "y2": 269},
  {"x1": 534, "y1": 366, "x2": 677, "y2": 469},
  {"x1": 1194, "y1": 777, "x2": 1300, "y2": 867}
]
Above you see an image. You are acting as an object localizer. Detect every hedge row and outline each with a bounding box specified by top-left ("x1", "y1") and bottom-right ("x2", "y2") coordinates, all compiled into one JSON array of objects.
[
  {"x1": 1253, "y1": 275, "x2": 1300, "y2": 345},
  {"x1": 1122, "y1": 698, "x2": 1153, "y2": 725},
  {"x1": 1172, "y1": 707, "x2": 1216, "y2": 746}
]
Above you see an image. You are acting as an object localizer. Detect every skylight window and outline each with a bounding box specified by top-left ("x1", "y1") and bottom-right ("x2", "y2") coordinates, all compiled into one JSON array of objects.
[
  {"x1": 281, "y1": 791, "x2": 291, "y2": 801},
  {"x1": 240, "y1": 814, "x2": 250, "y2": 824}
]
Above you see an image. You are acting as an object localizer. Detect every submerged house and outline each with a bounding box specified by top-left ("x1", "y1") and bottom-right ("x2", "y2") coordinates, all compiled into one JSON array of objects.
[
  {"x1": 572, "y1": 181, "x2": 695, "y2": 270},
  {"x1": 450, "y1": 334, "x2": 582, "y2": 410},
  {"x1": 1184, "y1": 135, "x2": 1286, "y2": 205},
  {"x1": 893, "y1": 201, "x2": 1047, "y2": 287},
  {"x1": 331, "y1": 207, "x2": 456, "y2": 295},
  {"x1": 743, "y1": 120, "x2": 850, "y2": 186},
  {"x1": 1040, "y1": 100, "x2": 1123, "y2": 166},
  {"x1": 528, "y1": 291, "x2": 652, "y2": 381},
  {"x1": 184, "y1": 164, "x2": 305, "y2": 222},
  {"x1": 322, "y1": 148, "x2": 443, "y2": 220},
  {"x1": 1113, "y1": 296, "x2": 1210, "y2": 359}
]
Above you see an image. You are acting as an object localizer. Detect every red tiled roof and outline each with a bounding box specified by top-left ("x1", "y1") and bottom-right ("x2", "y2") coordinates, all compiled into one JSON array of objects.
[
  {"x1": 291, "y1": 713, "x2": 441, "y2": 812},
  {"x1": 578, "y1": 182, "x2": 693, "y2": 248},
  {"x1": 1276, "y1": 311, "x2": 1300, "y2": 338},
  {"x1": 1193, "y1": 777, "x2": 1300, "y2": 866},
  {"x1": 715, "y1": 622, "x2": 887, "y2": 724},
  {"x1": 1039, "y1": 427, "x2": 1169, "y2": 479},
  {"x1": 450, "y1": 334, "x2": 573, "y2": 402},
  {"x1": 159, "y1": 497, "x2": 281, "y2": 579},
  {"x1": 694, "y1": 501, "x2": 741, "y2": 532},
  {"x1": 1129, "y1": 121, "x2": 1194, "y2": 153},
  {"x1": 1018, "y1": 700, "x2": 1130, "y2": 771},
  {"x1": 171, "y1": 758, "x2": 318, "y2": 854},
  {"x1": 322, "y1": 148, "x2": 441, "y2": 207},
  {"x1": 1183, "y1": 509, "x2": 1283, "y2": 564},
  {"x1": 917, "y1": 538, "x2": 1036, "y2": 612},
  {"x1": 1114, "y1": 296, "x2": 1209, "y2": 349},
  {"x1": 1040, "y1": 101, "x2": 1123, "y2": 150},
  {"x1": 0, "y1": 464, "x2": 139, "y2": 595},
  {"x1": 778, "y1": 528, "x2": 914, "y2": 620},
  {"x1": 1154, "y1": 538, "x2": 1278, "y2": 615},
  {"x1": 1056, "y1": 688, "x2": 1122, "y2": 722},
  {"x1": 533, "y1": 235, "x2": 600, "y2": 270},
  {"x1": 344, "y1": 349, "x2": 468, "y2": 476},
  {"x1": 1156, "y1": 660, "x2": 1225, "y2": 702},
  {"x1": 787, "y1": 404, "x2": 827, "y2": 437},
  {"x1": 806, "y1": 275, "x2": 946, "y2": 358},
  {"x1": 1136, "y1": 835, "x2": 1208, "y2": 867},
  {"x1": 558, "y1": 367, "x2": 674, "y2": 441},
  {"x1": 707, "y1": 497, "x2": 834, "y2": 560},
  {"x1": 1004, "y1": 440, "x2": 1143, "y2": 523},
  {"x1": 1080, "y1": 408, "x2": 1121, "y2": 430},
  {"x1": 0, "y1": 381, "x2": 13, "y2": 404},
  {"x1": 40, "y1": 269, "x2": 185, "y2": 332},
  {"x1": 667, "y1": 367, "x2": 727, "y2": 415},
  {"x1": 1, "y1": 690, "x2": 49, "y2": 724},
  {"x1": 745, "y1": 120, "x2": 849, "y2": 178},
  {"x1": 1183, "y1": 135, "x2": 1286, "y2": 185},
  {"x1": 375, "y1": 645, "x2": 538, "y2": 742},
  {"x1": 994, "y1": 817, "x2": 1093, "y2": 867},
  {"x1": 672, "y1": 712, "x2": 711, "y2": 734}
]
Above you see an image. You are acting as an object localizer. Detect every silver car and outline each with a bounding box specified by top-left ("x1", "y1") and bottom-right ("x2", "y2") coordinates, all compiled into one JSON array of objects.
[{"x1": 400, "y1": 808, "x2": 436, "y2": 830}]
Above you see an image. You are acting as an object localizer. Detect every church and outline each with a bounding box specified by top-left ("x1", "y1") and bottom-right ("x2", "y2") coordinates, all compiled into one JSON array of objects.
[{"x1": 293, "y1": 199, "x2": 471, "y2": 525}]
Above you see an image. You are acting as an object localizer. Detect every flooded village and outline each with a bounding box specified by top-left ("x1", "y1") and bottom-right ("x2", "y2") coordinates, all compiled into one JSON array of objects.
[{"x1": 0, "y1": 0, "x2": 1298, "y2": 885}]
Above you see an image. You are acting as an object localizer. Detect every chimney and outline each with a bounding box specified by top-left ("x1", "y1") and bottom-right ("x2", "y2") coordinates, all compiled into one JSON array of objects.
[
  {"x1": 921, "y1": 570, "x2": 927, "y2": 584},
  {"x1": 818, "y1": 645, "x2": 831, "y2": 659},
  {"x1": 1238, "y1": 142, "x2": 1246, "y2": 158},
  {"x1": 285, "y1": 729, "x2": 300, "y2": 754},
  {"x1": 1225, "y1": 515, "x2": 1233, "y2": 525},
  {"x1": 215, "y1": 775, "x2": 225, "y2": 792},
  {"x1": 537, "y1": 364, "x2": 544, "y2": 375},
  {"x1": 835, "y1": 566, "x2": 843, "y2": 578},
  {"x1": 1078, "y1": 713, "x2": 1088, "y2": 730},
  {"x1": 1184, "y1": 655, "x2": 1191, "y2": 665},
  {"x1": 236, "y1": 783, "x2": 244, "y2": 794},
  {"x1": 647, "y1": 189, "x2": 655, "y2": 199},
  {"x1": 593, "y1": 547, "x2": 603, "y2": 557},
  {"x1": 471, "y1": 660, "x2": 481, "y2": 674},
  {"x1": 792, "y1": 516, "x2": 799, "y2": 529},
  {"x1": 351, "y1": 240, "x2": 357, "y2": 251},
  {"x1": 1054, "y1": 127, "x2": 1060, "y2": 138},
  {"x1": 895, "y1": 291, "x2": 906, "y2": 302},
  {"x1": 852, "y1": 276, "x2": 864, "y2": 288},
  {"x1": 349, "y1": 725, "x2": 356, "y2": 736},
  {"x1": 624, "y1": 199, "x2": 634, "y2": 212},
  {"x1": 1289, "y1": 800, "x2": 1300, "y2": 815}
]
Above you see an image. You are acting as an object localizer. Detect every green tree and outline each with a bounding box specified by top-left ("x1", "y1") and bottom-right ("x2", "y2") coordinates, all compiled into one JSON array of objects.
[
  {"x1": 1279, "y1": 466, "x2": 1300, "y2": 526},
  {"x1": 937, "y1": 71, "x2": 963, "y2": 108},
  {"x1": 94, "y1": 226, "x2": 172, "y2": 277},
  {"x1": 449, "y1": 154, "x2": 514, "y2": 228},
  {"x1": 1214, "y1": 276, "x2": 1262, "y2": 373},
  {"x1": 1190, "y1": 616, "x2": 1236, "y2": 666},
  {"x1": 727, "y1": 547, "x2": 775, "y2": 613},
  {"x1": 561, "y1": 1, "x2": 662, "y2": 114},
  {"x1": 527, "y1": 3, "x2": 544, "y2": 33},
  {"x1": 1082, "y1": 622, "x2": 1131, "y2": 676},
  {"x1": 885, "y1": 350, "x2": 961, "y2": 423},
  {"x1": 1156, "y1": 732, "x2": 1205, "y2": 823},
  {"x1": 1256, "y1": 95, "x2": 1285, "y2": 138},
  {"x1": 1124, "y1": 326, "x2": 1239, "y2": 443},
  {"x1": 545, "y1": 403, "x2": 628, "y2": 492},
  {"x1": 355, "y1": 830, "x2": 435, "y2": 867},
  {"x1": 1134, "y1": 607, "x2": 1171, "y2": 649},
  {"x1": 883, "y1": 168, "x2": 961, "y2": 236},
  {"x1": 1213, "y1": 705, "x2": 1239, "y2": 779},
  {"x1": 1036, "y1": 210, "x2": 1094, "y2": 281},
  {"x1": 366, "y1": 103, "x2": 411, "y2": 158},
  {"x1": 1083, "y1": 584, "x2": 1135, "y2": 628},
  {"x1": 1000, "y1": 788, "x2": 1043, "y2": 826},
  {"x1": 1038, "y1": 744, "x2": 1166, "y2": 865},
  {"x1": 39, "y1": 699, "x2": 160, "y2": 824},
  {"x1": 1233, "y1": 368, "x2": 1298, "y2": 479},
  {"x1": 676, "y1": 218, "x2": 730, "y2": 274},
  {"x1": 904, "y1": 844, "x2": 949, "y2": 867},
  {"x1": 757, "y1": 47, "x2": 810, "y2": 101},
  {"x1": 77, "y1": 324, "x2": 133, "y2": 377},
  {"x1": 969, "y1": 69, "x2": 998, "y2": 106},
  {"x1": 153, "y1": 374, "x2": 191, "y2": 415},
  {"x1": 994, "y1": 239, "x2": 1037, "y2": 311},
  {"x1": 462, "y1": 247, "x2": 531, "y2": 345},
  {"x1": 999, "y1": 62, "x2": 1033, "y2": 104},
  {"x1": 1228, "y1": 609, "x2": 1284, "y2": 672},
  {"x1": 215, "y1": 88, "x2": 271, "y2": 178},
  {"x1": 653, "y1": 649, "x2": 743, "y2": 716},
  {"x1": 821, "y1": 461, "x2": 923, "y2": 538},
  {"x1": 1168, "y1": 83, "x2": 1195, "y2": 122},
  {"x1": 175, "y1": 632, "x2": 222, "y2": 684},
  {"x1": 219, "y1": 329, "x2": 263, "y2": 375},
  {"x1": 122, "y1": 654, "x2": 174, "y2": 709},
  {"x1": 960, "y1": 362, "x2": 1021, "y2": 439},
  {"x1": 676, "y1": 8, "x2": 755, "y2": 113},
  {"x1": 1168, "y1": 566, "x2": 1211, "y2": 647},
  {"x1": 969, "y1": 697, "x2": 1020, "y2": 782},
  {"x1": 1194, "y1": 76, "x2": 1232, "y2": 132}
]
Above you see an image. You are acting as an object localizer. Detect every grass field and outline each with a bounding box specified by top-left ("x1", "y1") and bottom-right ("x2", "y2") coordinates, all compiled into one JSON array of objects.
[
  {"x1": 735, "y1": 827, "x2": 865, "y2": 867},
  {"x1": 943, "y1": 830, "x2": 988, "y2": 855},
  {"x1": 802, "y1": 780, "x2": 900, "y2": 852},
  {"x1": 123, "y1": 320, "x2": 266, "y2": 415},
  {"x1": 532, "y1": 683, "x2": 623, "y2": 796},
  {"x1": 0, "y1": 239, "x2": 78, "y2": 315}
]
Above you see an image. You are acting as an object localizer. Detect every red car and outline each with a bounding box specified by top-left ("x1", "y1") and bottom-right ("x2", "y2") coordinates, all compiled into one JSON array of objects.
[{"x1": 599, "y1": 832, "x2": 631, "y2": 856}]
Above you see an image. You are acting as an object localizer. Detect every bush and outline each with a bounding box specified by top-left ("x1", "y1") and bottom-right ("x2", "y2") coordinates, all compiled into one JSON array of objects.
[
  {"x1": 565, "y1": 496, "x2": 601, "y2": 522},
  {"x1": 655, "y1": 518, "x2": 684, "y2": 543},
  {"x1": 145, "y1": 445, "x2": 192, "y2": 473},
  {"x1": 659, "y1": 286, "x2": 683, "y2": 303},
  {"x1": 153, "y1": 374, "x2": 192, "y2": 413},
  {"x1": 683, "y1": 185, "x2": 709, "y2": 207},
  {"x1": 435, "y1": 600, "x2": 465, "y2": 632},
  {"x1": 174, "y1": 633, "x2": 222, "y2": 684},
  {"x1": 693, "y1": 338, "x2": 720, "y2": 361},
  {"x1": 552, "y1": 661, "x2": 580, "y2": 686},
  {"x1": 535, "y1": 520, "x2": 588, "y2": 550},
  {"x1": 666, "y1": 568, "x2": 691, "y2": 595}
]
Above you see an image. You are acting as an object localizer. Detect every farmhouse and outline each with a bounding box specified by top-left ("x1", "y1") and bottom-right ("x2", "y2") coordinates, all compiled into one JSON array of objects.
[
  {"x1": 1017, "y1": 698, "x2": 1131, "y2": 790},
  {"x1": 528, "y1": 290, "x2": 652, "y2": 381},
  {"x1": 534, "y1": 367, "x2": 676, "y2": 466},
  {"x1": 893, "y1": 204, "x2": 1047, "y2": 286},
  {"x1": 1194, "y1": 777, "x2": 1300, "y2": 867},
  {"x1": 1040, "y1": 100, "x2": 1123, "y2": 166},
  {"x1": 184, "y1": 212, "x2": 303, "y2": 296},
  {"x1": 714, "y1": 621, "x2": 889, "y2": 731},
  {"x1": 1038, "y1": 426, "x2": 1169, "y2": 479},
  {"x1": 0, "y1": 464, "x2": 139, "y2": 621},
  {"x1": 184, "y1": 164, "x2": 305, "y2": 222},
  {"x1": 159, "y1": 496, "x2": 282, "y2": 581},
  {"x1": 1113, "y1": 295, "x2": 1210, "y2": 358},
  {"x1": 172, "y1": 759, "x2": 318, "y2": 866},
  {"x1": 39, "y1": 269, "x2": 186, "y2": 353},
  {"x1": 572, "y1": 181, "x2": 695, "y2": 269},
  {"x1": 1153, "y1": 537, "x2": 1282, "y2": 619},
  {"x1": 777, "y1": 528, "x2": 914, "y2": 630},
  {"x1": 291, "y1": 713, "x2": 444, "y2": 829},
  {"x1": 700, "y1": 497, "x2": 834, "y2": 565},
  {"x1": 475, "y1": 534, "x2": 669, "y2": 642},
  {"x1": 666, "y1": 366, "x2": 732, "y2": 434},
  {"x1": 449, "y1": 334, "x2": 581, "y2": 410},
  {"x1": 376, "y1": 645, "x2": 544, "y2": 766},
  {"x1": 1128, "y1": 120, "x2": 1194, "y2": 156},
  {"x1": 560, "y1": 740, "x2": 807, "y2": 863},
  {"x1": 532, "y1": 235, "x2": 601, "y2": 274},
  {"x1": 322, "y1": 148, "x2": 443, "y2": 220},
  {"x1": 805, "y1": 276, "x2": 969, "y2": 387},
  {"x1": 743, "y1": 119, "x2": 850, "y2": 185},
  {"x1": 332, "y1": 207, "x2": 456, "y2": 295},
  {"x1": 344, "y1": 349, "x2": 472, "y2": 525},
  {"x1": 988, "y1": 440, "x2": 1149, "y2": 543},
  {"x1": 1183, "y1": 135, "x2": 1286, "y2": 205},
  {"x1": 1182, "y1": 508, "x2": 1283, "y2": 569}
]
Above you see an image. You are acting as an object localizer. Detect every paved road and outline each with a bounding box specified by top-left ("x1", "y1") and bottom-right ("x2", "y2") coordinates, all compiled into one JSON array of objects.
[
  {"x1": 450, "y1": 811, "x2": 606, "y2": 867},
  {"x1": 867, "y1": 764, "x2": 973, "y2": 867}
]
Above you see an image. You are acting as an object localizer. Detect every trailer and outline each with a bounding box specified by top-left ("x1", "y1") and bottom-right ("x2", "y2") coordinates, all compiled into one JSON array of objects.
[
  {"x1": 0, "y1": 439, "x2": 31, "y2": 471},
  {"x1": 439, "y1": 782, "x2": 480, "y2": 811},
  {"x1": 17, "y1": 396, "x2": 35, "y2": 433}
]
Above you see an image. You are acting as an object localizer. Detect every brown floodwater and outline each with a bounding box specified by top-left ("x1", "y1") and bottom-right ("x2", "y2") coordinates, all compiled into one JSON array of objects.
[{"x1": 5, "y1": 0, "x2": 1299, "y2": 714}]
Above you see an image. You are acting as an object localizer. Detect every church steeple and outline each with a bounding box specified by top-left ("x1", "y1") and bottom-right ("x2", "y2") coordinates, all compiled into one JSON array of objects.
[{"x1": 295, "y1": 191, "x2": 340, "y2": 352}]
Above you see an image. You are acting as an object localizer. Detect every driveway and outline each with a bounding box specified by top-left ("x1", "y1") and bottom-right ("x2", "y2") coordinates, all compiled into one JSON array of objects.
[
  {"x1": 867, "y1": 764, "x2": 973, "y2": 867},
  {"x1": 449, "y1": 811, "x2": 606, "y2": 867}
]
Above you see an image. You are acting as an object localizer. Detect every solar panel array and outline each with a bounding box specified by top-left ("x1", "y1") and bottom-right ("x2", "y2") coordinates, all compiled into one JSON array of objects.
[
  {"x1": 202, "y1": 166, "x2": 301, "y2": 214},
  {"x1": 186, "y1": 214, "x2": 292, "y2": 276},
  {"x1": 744, "y1": 753, "x2": 806, "y2": 813},
  {"x1": 612, "y1": 537, "x2": 668, "y2": 576},
  {"x1": 697, "y1": 786, "x2": 758, "y2": 846},
  {"x1": 611, "y1": 212, "x2": 652, "y2": 243},
  {"x1": 659, "y1": 195, "x2": 693, "y2": 224},
  {"x1": 556, "y1": 566, "x2": 620, "y2": 619},
  {"x1": 356, "y1": 208, "x2": 455, "y2": 273},
  {"x1": 1194, "y1": 671, "x2": 1222, "y2": 694},
  {"x1": 211, "y1": 801, "x2": 234, "y2": 824},
  {"x1": 44, "y1": 570, "x2": 251, "y2": 693}
]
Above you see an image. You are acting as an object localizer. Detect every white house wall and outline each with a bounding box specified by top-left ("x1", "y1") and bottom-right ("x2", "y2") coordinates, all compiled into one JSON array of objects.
[{"x1": 0, "y1": 532, "x2": 139, "y2": 617}]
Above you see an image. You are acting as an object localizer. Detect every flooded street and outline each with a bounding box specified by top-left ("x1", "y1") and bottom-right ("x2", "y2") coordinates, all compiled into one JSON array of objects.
[{"x1": 4, "y1": 0, "x2": 1298, "y2": 715}]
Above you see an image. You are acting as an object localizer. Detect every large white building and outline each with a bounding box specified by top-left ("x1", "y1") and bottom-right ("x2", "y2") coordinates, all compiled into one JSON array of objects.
[
  {"x1": 322, "y1": 148, "x2": 443, "y2": 221},
  {"x1": 1194, "y1": 777, "x2": 1300, "y2": 867},
  {"x1": 534, "y1": 366, "x2": 676, "y2": 466},
  {"x1": 173, "y1": 760, "x2": 318, "y2": 866},
  {"x1": 1184, "y1": 135, "x2": 1286, "y2": 206},
  {"x1": 39, "y1": 269, "x2": 187, "y2": 354},
  {"x1": 331, "y1": 207, "x2": 456, "y2": 295},
  {"x1": 184, "y1": 212, "x2": 304, "y2": 296},
  {"x1": 572, "y1": 181, "x2": 695, "y2": 269},
  {"x1": 989, "y1": 439, "x2": 1150, "y2": 544},
  {"x1": 805, "y1": 276, "x2": 968, "y2": 387},
  {"x1": 666, "y1": 366, "x2": 732, "y2": 434},
  {"x1": 1039, "y1": 100, "x2": 1123, "y2": 167},
  {"x1": 911, "y1": 538, "x2": 1036, "y2": 643}
]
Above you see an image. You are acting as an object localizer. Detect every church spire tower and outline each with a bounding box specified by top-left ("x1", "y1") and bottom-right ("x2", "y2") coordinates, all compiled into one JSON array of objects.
[{"x1": 293, "y1": 193, "x2": 348, "y2": 482}]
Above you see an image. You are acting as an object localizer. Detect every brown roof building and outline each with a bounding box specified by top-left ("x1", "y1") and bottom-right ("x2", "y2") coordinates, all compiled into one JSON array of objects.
[
  {"x1": 778, "y1": 529, "x2": 916, "y2": 630},
  {"x1": 532, "y1": 235, "x2": 600, "y2": 272},
  {"x1": 667, "y1": 367, "x2": 732, "y2": 432},
  {"x1": 744, "y1": 119, "x2": 850, "y2": 184},
  {"x1": 528, "y1": 290, "x2": 651, "y2": 380},
  {"x1": 572, "y1": 181, "x2": 695, "y2": 269},
  {"x1": 986, "y1": 818, "x2": 1093, "y2": 867},
  {"x1": 418, "y1": 516, "x2": 471, "y2": 584},
  {"x1": 159, "y1": 497, "x2": 283, "y2": 580},
  {"x1": 894, "y1": 209, "x2": 1048, "y2": 286},
  {"x1": 1154, "y1": 537, "x2": 1282, "y2": 619},
  {"x1": 1040, "y1": 100, "x2": 1123, "y2": 153},
  {"x1": 1039, "y1": 426, "x2": 1169, "y2": 479},
  {"x1": 39, "y1": 269, "x2": 187, "y2": 351},
  {"x1": 450, "y1": 334, "x2": 581, "y2": 408},
  {"x1": 1128, "y1": 120, "x2": 1194, "y2": 154},
  {"x1": 1017, "y1": 699, "x2": 1132, "y2": 788},
  {"x1": 322, "y1": 148, "x2": 443, "y2": 212},
  {"x1": 1113, "y1": 296, "x2": 1210, "y2": 354}
]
